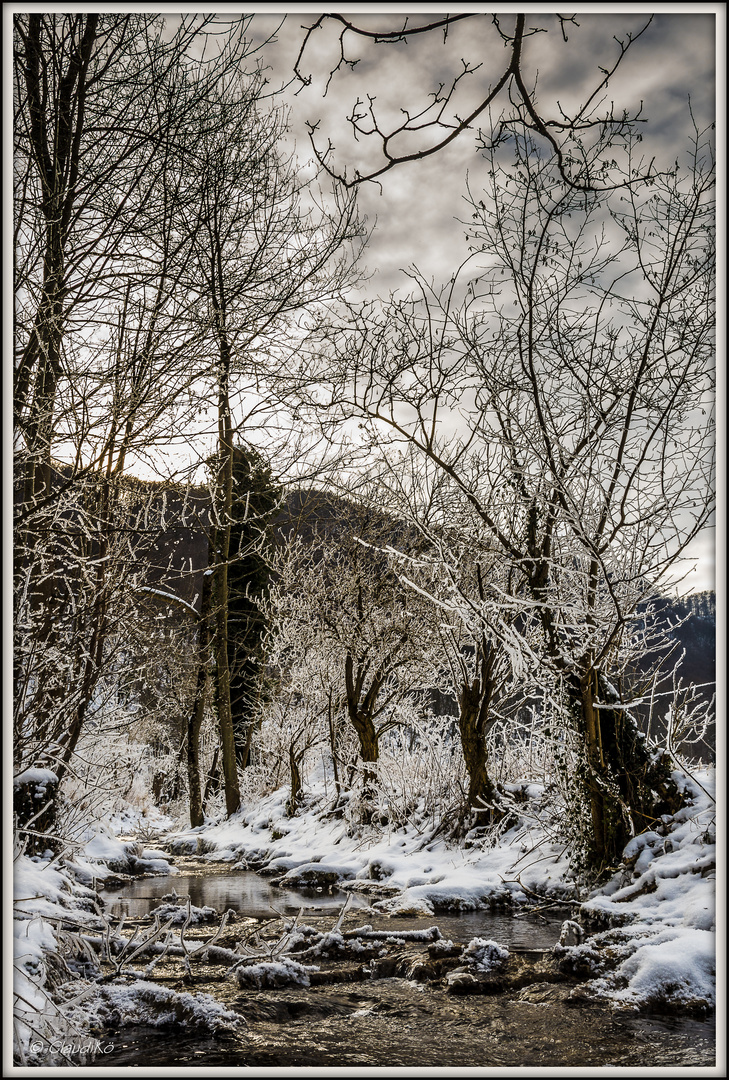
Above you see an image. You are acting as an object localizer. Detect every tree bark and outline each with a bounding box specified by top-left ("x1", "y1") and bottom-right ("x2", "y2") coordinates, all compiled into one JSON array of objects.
[
  {"x1": 210, "y1": 322, "x2": 241, "y2": 817},
  {"x1": 187, "y1": 571, "x2": 212, "y2": 827},
  {"x1": 457, "y1": 696, "x2": 498, "y2": 821},
  {"x1": 287, "y1": 744, "x2": 303, "y2": 815},
  {"x1": 344, "y1": 652, "x2": 382, "y2": 822}
]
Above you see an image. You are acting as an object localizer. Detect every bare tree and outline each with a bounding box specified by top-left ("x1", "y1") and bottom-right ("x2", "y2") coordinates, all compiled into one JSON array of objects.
[
  {"x1": 388, "y1": 531, "x2": 533, "y2": 829},
  {"x1": 266, "y1": 501, "x2": 441, "y2": 824},
  {"x1": 13, "y1": 15, "x2": 262, "y2": 781},
  {"x1": 12, "y1": 14, "x2": 363, "y2": 838},
  {"x1": 292, "y1": 12, "x2": 656, "y2": 189},
  {"x1": 177, "y1": 67, "x2": 361, "y2": 817},
  {"x1": 310, "y1": 123, "x2": 715, "y2": 868}
]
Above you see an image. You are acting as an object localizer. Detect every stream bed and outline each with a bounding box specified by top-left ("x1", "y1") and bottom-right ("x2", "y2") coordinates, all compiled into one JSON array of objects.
[
  {"x1": 102, "y1": 866, "x2": 566, "y2": 949},
  {"x1": 98, "y1": 863, "x2": 716, "y2": 1069}
]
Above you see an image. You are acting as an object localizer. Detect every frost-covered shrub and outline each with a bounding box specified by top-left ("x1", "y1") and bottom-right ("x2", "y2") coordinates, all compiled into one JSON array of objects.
[
  {"x1": 376, "y1": 714, "x2": 467, "y2": 829},
  {"x1": 56, "y1": 732, "x2": 181, "y2": 841}
]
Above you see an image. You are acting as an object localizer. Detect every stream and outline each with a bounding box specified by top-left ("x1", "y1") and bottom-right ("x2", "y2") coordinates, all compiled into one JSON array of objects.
[
  {"x1": 102, "y1": 866, "x2": 566, "y2": 949},
  {"x1": 98, "y1": 862, "x2": 716, "y2": 1068}
]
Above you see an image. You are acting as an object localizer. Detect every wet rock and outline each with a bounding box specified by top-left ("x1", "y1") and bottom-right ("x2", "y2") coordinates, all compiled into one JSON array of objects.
[
  {"x1": 236, "y1": 993, "x2": 360, "y2": 1023},
  {"x1": 445, "y1": 970, "x2": 480, "y2": 994},
  {"x1": 517, "y1": 981, "x2": 575, "y2": 1004},
  {"x1": 428, "y1": 939, "x2": 462, "y2": 959},
  {"x1": 308, "y1": 964, "x2": 371, "y2": 986},
  {"x1": 558, "y1": 920, "x2": 584, "y2": 946},
  {"x1": 278, "y1": 864, "x2": 355, "y2": 890}
]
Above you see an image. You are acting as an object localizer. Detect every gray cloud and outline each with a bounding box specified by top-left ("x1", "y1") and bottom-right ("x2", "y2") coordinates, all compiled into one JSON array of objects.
[{"x1": 247, "y1": 11, "x2": 717, "y2": 592}]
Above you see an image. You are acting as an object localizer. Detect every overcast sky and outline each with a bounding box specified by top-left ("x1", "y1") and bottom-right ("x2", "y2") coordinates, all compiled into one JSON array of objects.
[
  {"x1": 7, "y1": 6, "x2": 719, "y2": 592},
  {"x1": 241, "y1": 8, "x2": 718, "y2": 594},
  {"x1": 248, "y1": 10, "x2": 716, "y2": 293}
]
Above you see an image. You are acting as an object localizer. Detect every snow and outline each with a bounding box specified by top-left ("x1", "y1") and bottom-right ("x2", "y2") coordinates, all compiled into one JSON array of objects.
[
  {"x1": 13, "y1": 854, "x2": 106, "y2": 1064},
  {"x1": 85, "y1": 980, "x2": 240, "y2": 1030},
  {"x1": 12, "y1": 759, "x2": 717, "y2": 1065},
  {"x1": 13, "y1": 767, "x2": 59, "y2": 788},
  {"x1": 595, "y1": 927, "x2": 716, "y2": 1010},
  {"x1": 70, "y1": 820, "x2": 179, "y2": 883},
  {"x1": 165, "y1": 766, "x2": 716, "y2": 1013},
  {"x1": 148, "y1": 900, "x2": 219, "y2": 925},
  {"x1": 234, "y1": 955, "x2": 319, "y2": 988},
  {"x1": 462, "y1": 937, "x2": 510, "y2": 972}
]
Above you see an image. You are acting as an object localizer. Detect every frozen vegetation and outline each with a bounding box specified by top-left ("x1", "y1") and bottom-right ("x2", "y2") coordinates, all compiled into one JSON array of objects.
[
  {"x1": 13, "y1": 750, "x2": 716, "y2": 1065},
  {"x1": 12, "y1": 10, "x2": 716, "y2": 1071}
]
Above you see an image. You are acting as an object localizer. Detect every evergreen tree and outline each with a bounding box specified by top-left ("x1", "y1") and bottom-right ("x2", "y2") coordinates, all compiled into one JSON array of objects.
[{"x1": 227, "y1": 447, "x2": 281, "y2": 768}]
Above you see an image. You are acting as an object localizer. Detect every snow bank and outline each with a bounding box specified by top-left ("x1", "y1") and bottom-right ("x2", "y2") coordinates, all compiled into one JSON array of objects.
[
  {"x1": 598, "y1": 927, "x2": 715, "y2": 1010},
  {"x1": 14, "y1": 815, "x2": 178, "y2": 1066},
  {"x1": 13, "y1": 853, "x2": 106, "y2": 1064},
  {"x1": 557, "y1": 769, "x2": 717, "y2": 1012},
  {"x1": 165, "y1": 766, "x2": 716, "y2": 1014},
  {"x1": 71, "y1": 821, "x2": 179, "y2": 883}
]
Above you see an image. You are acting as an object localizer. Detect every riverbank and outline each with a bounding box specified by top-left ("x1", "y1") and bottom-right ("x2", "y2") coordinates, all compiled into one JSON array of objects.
[
  {"x1": 11, "y1": 764, "x2": 718, "y2": 1069},
  {"x1": 166, "y1": 764, "x2": 717, "y2": 1014}
]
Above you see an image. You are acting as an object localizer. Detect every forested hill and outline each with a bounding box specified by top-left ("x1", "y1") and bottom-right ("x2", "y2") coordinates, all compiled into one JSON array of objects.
[
  {"x1": 649, "y1": 591, "x2": 716, "y2": 699},
  {"x1": 56, "y1": 473, "x2": 713, "y2": 710}
]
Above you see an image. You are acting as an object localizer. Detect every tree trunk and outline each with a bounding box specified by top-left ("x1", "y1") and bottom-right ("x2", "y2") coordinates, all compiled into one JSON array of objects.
[
  {"x1": 327, "y1": 692, "x2": 343, "y2": 811},
  {"x1": 15, "y1": 16, "x2": 100, "y2": 743},
  {"x1": 187, "y1": 660, "x2": 208, "y2": 829},
  {"x1": 457, "y1": 696, "x2": 498, "y2": 822},
  {"x1": 343, "y1": 652, "x2": 383, "y2": 823},
  {"x1": 211, "y1": 330, "x2": 241, "y2": 817},
  {"x1": 454, "y1": 636, "x2": 500, "y2": 827},
  {"x1": 287, "y1": 744, "x2": 303, "y2": 816},
  {"x1": 187, "y1": 574, "x2": 212, "y2": 828},
  {"x1": 571, "y1": 668, "x2": 685, "y2": 872},
  {"x1": 202, "y1": 745, "x2": 221, "y2": 809},
  {"x1": 352, "y1": 713, "x2": 379, "y2": 824}
]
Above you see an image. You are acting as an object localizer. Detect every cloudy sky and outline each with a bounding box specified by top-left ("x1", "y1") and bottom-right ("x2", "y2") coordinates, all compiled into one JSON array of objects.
[
  {"x1": 248, "y1": 10, "x2": 716, "y2": 292},
  {"x1": 241, "y1": 8, "x2": 718, "y2": 593},
  {"x1": 9, "y1": 7, "x2": 716, "y2": 591}
]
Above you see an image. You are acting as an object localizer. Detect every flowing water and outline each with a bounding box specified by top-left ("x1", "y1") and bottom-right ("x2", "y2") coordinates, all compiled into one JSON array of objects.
[
  {"x1": 102, "y1": 868, "x2": 565, "y2": 948},
  {"x1": 98, "y1": 867, "x2": 716, "y2": 1069}
]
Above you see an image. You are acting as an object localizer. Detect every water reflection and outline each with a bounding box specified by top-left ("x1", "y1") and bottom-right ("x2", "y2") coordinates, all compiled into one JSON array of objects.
[
  {"x1": 102, "y1": 870, "x2": 369, "y2": 921},
  {"x1": 103, "y1": 871, "x2": 567, "y2": 948}
]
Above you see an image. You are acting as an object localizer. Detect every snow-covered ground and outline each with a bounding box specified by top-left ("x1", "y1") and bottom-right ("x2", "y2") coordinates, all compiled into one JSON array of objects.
[
  {"x1": 12, "y1": 765, "x2": 718, "y2": 1066},
  {"x1": 165, "y1": 766, "x2": 718, "y2": 1013}
]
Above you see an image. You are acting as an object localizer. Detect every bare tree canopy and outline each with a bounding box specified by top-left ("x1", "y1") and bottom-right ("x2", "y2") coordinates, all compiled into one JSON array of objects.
[{"x1": 293, "y1": 12, "x2": 658, "y2": 189}]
